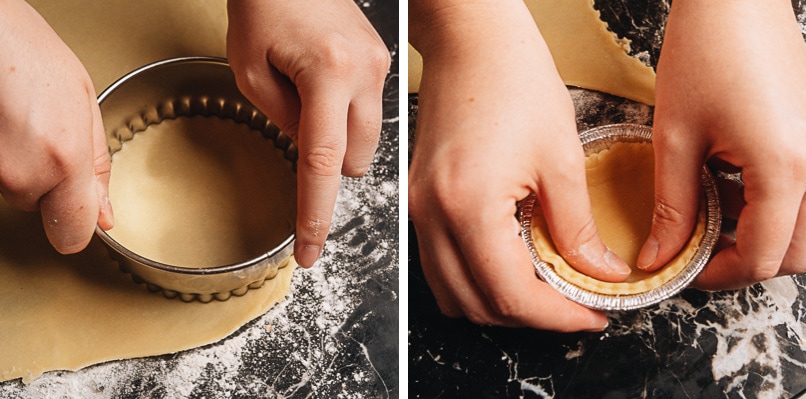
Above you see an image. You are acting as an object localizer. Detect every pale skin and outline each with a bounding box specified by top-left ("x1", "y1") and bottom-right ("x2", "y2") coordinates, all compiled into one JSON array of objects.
[
  {"x1": 0, "y1": 0, "x2": 114, "y2": 254},
  {"x1": 637, "y1": 0, "x2": 806, "y2": 290},
  {"x1": 0, "y1": 0, "x2": 390, "y2": 264},
  {"x1": 227, "y1": 0, "x2": 390, "y2": 268},
  {"x1": 409, "y1": 0, "x2": 630, "y2": 331},
  {"x1": 411, "y1": 0, "x2": 806, "y2": 330}
]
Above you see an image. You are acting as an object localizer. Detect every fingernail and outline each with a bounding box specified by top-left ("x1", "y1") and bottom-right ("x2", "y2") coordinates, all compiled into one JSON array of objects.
[
  {"x1": 604, "y1": 248, "x2": 631, "y2": 278},
  {"x1": 637, "y1": 236, "x2": 659, "y2": 270},
  {"x1": 95, "y1": 177, "x2": 114, "y2": 230},
  {"x1": 295, "y1": 245, "x2": 321, "y2": 268},
  {"x1": 586, "y1": 317, "x2": 609, "y2": 332},
  {"x1": 102, "y1": 194, "x2": 114, "y2": 228}
]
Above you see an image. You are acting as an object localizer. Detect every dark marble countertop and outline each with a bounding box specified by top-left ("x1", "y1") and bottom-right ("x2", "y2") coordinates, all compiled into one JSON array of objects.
[
  {"x1": 0, "y1": 1, "x2": 398, "y2": 398},
  {"x1": 408, "y1": 2, "x2": 806, "y2": 397},
  {"x1": 408, "y1": 87, "x2": 806, "y2": 399}
]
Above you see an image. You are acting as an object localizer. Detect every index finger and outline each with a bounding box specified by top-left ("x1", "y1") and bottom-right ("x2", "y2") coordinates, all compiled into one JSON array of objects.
[{"x1": 293, "y1": 88, "x2": 349, "y2": 268}]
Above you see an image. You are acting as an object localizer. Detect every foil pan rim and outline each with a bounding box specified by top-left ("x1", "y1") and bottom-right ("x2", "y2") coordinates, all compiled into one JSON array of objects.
[{"x1": 519, "y1": 123, "x2": 721, "y2": 311}]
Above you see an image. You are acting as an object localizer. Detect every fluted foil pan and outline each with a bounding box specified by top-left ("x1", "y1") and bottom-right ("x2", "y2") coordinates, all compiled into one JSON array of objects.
[
  {"x1": 519, "y1": 124, "x2": 721, "y2": 311},
  {"x1": 95, "y1": 56, "x2": 297, "y2": 303}
]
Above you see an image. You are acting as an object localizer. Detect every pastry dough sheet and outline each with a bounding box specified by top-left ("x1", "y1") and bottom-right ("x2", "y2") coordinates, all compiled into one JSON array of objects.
[
  {"x1": 0, "y1": 199, "x2": 296, "y2": 383},
  {"x1": 530, "y1": 142, "x2": 706, "y2": 295},
  {"x1": 408, "y1": 0, "x2": 657, "y2": 105}
]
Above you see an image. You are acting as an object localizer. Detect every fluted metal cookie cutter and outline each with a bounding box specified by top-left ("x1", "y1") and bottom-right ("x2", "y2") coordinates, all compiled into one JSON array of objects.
[{"x1": 95, "y1": 57, "x2": 297, "y2": 303}]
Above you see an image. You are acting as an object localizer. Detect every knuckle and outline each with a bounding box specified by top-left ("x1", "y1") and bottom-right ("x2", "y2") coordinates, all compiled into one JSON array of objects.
[
  {"x1": 653, "y1": 127, "x2": 688, "y2": 152},
  {"x1": 302, "y1": 145, "x2": 343, "y2": 177},
  {"x1": 557, "y1": 216, "x2": 599, "y2": 261},
  {"x1": 316, "y1": 38, "x2": 356, "y2": 76},
  {"x1": 652, "y1": 200, "x2": 688, "y2": 228},
  {"x1": 408, "y1": 169, "x2": 454, "y2": 220},
  {"x1": 299, "y1": 216, "x2": 332, "y2": 241},
  {"x1": 230, "y1": 65, "x2": 263, "y2": 98},
  {"x1": 366, "y1": 45, "x2": 391, "y2": 80},
  {"x1": 93, "y1": 147, "x2": 112, "y2": 175},
  {"x1": 314, "y1": 37, "x2": 389, "y2": 81},
  {"x1": 488, "y1": 294, "x2": 524, "y2": 321},
  {"x1": 748, "y1": 260, "x2": 782, "y2": 283},
  {"x1": 464, "y1": 310, "x2": 492, "y2": 326}
]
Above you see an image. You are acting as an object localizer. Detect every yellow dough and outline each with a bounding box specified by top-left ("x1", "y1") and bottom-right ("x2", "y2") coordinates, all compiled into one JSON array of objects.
[
  {"x1": 107, "y1": 117, "x2": 297, "y2": 268},
  {"x1": 408, "y1": 0, "x2": 657, "y2": 105},
  {"x1": 0, "y1": 0, "x2": 300, "y2": 384},
  {"x1": 27, "y1": 0, "x2": 228, "y2": 96},
  {"x1": 0, "y1": 199, "x2": 296, "y2": 383},
  {"x1": 530, "y1": 142, "x2": 706, "y2": 295}
]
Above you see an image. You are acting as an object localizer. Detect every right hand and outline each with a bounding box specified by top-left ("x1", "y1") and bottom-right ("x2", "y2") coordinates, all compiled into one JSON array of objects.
[
  {"x1": 0, "y1": 0, "x2": 113, "y2": 254},
  {"x1": 226, "y1": 0, "x2": 390, "y2": 268},
  {"x1": 409, "y1": 0, "x2": 629, "y2": 331},
  {"x1": 635, "y1": 0, "x2": 806, "y2": 290}
]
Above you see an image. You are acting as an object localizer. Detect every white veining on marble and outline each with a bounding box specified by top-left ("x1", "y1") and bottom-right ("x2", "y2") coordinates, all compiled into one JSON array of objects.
[{"x1": 594, "y1": 277, "x2": 806, "y2": 398}]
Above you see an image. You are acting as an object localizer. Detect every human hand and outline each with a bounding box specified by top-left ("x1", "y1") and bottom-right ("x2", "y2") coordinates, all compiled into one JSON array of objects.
[
  {"x1": 0, "y1": 0, "x2": 113, "y2": 254},
  {"x1": 226, "y1": 0, "x2": 390, "y2": 268},
  {"x1": 409, "y1": 0, "x2": 629, "y2": 330},
  {"x1": 636, "y1": 0, "x2": 806, "y2": 290}
]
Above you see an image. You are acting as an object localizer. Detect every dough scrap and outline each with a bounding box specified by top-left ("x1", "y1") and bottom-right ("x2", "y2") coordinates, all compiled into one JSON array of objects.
[
  {"x1": 530, "y1": 142, "x2": 706, "y2": 295},
  {"x1": 408, "y1": 0, "x2": 657, "y2": 105}
]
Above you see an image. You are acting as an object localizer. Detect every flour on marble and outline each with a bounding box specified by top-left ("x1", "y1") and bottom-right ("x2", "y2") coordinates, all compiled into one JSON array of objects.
[
  {"x1": 519, "y1": 376, "x2": 555, "y2": 399},
  {"x1": 598, "y1": 277, "x2": 806, "y2": 399}
]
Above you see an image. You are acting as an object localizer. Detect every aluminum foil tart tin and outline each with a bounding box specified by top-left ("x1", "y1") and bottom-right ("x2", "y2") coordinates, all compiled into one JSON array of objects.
[
  {"x1": 519, "y1": 123, "x2": 721, "y2": 311},
  {"x1": 95, "y1": 56, "x2": 297, "y2": 303}
]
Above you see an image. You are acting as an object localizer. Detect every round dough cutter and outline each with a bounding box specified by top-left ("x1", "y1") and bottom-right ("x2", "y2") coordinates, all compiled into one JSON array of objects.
[{"x1": 95, "y1": 57, "x2": 297, "y2": 303}]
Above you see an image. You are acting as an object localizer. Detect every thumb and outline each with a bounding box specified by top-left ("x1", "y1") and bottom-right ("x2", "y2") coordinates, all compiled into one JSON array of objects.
[
  {"x1": 91, "y1": 98, "x2": 114, "y2": 231},
  {"x1": 538, "y1": 145, "x2": 631, "y2": 282},
  {"x1": 637, "y1": 130, "x2": 703, "y2": 272},
  {"x1": 41, "y1": 91, "x2": 109, "y2": 255}
]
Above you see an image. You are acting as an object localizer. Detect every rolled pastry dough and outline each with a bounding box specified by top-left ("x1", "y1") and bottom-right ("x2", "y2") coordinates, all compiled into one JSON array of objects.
[
  {"x1": 0, "y1": 200, "x2": 296, "y2": 383},
  {"x1": 530, "y1": 142, "x2": 706, "y2": 295},
  {"x1": 408, "y1": 0, "x2": 657, "y2": 105}
]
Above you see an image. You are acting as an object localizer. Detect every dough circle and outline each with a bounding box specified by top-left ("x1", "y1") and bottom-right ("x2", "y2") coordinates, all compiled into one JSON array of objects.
[
  {"x1": 530, "y1": 141, "x2": 707, "y2": 295},
  {"x1": 107, "y1": 116, "x2": 297, "y2": 268}
]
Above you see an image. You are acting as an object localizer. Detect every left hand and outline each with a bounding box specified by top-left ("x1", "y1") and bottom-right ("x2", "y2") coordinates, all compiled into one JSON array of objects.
[{"x1": 226, "y1": 0, "x2": 390, "y2": 267}]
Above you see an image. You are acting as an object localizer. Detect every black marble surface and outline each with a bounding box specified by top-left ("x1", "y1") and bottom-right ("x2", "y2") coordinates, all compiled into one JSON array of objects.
[
  {"x1": 408, "y1": 2, "x2": 806, "y2": 398},
  {"x1": 408, "y1": 88, "x2": 806, "y2": 399},
  {"x1": 0, "y1": 1, "x2": 398, "y2": 398}
]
